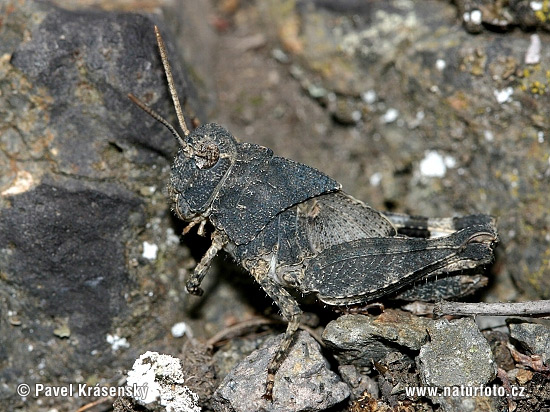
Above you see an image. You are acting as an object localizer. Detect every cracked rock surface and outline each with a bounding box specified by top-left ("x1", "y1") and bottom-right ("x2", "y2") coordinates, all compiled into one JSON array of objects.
[
  {"x1": 1, "y1": 2, "x2": 201, "y2": 410},
  {"x1": 417, "y1": 317, "x2": 498, "y2": 412},
  {"x1": 212, "y1": 331, "x2": 350, "y2": 412},
  {"x1": 322, "y1": 310, "x2": 433, "y2": 368}
]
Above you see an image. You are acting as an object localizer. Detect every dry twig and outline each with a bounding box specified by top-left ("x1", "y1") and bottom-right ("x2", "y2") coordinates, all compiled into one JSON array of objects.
[{"x1": 434, "y1": 300, "x2": 550, "y2": 317}]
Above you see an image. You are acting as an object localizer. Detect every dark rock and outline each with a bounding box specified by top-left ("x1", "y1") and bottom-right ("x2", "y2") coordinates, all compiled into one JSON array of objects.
[
  {"x1": 376, "y1": 351, "x2": 421, "y2": 406},
  {"x1": 322, "y1": 310, "x2": 432, "y2": 368},
  {"x1": 0, "y1": 2, "x2": 201, "y2": 410},
  {"x1": 483, "y1": 330, "x2": 515, "y2": 371},
  {"x1": 0, "y1": 178, "x2": 141, "y2": 352},
  {"x1": 212, "y1": 331, "x2": 349, "y2": 412},
  {"x1": 509, "y1": 321, "x2": 550, "y2": 364}
]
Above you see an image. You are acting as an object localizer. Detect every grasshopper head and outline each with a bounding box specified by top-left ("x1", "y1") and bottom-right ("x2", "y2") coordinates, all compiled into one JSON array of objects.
[
  {"x1": 129, "y1": 89, "x2": 237, "y2": 220},
  {"x1": 169, "y1": 122, "x2": 236, "y2": 220},
  {"x1": 129, "y1": 26, "x2": 238, "y2": 222}
]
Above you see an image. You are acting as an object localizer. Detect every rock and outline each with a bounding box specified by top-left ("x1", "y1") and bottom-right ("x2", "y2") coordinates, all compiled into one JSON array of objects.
[
  {"x1": 0, "y1": 2, "x2": 202, "y2": 410},
  {"x1": 113, "y1": 346, "x2": 217, "y2": 411},
  {"x1": 509, "y1": 321, "x2": 550, "y2": 364},
  {"x1": 322, "y1": 310, "x2": 433, "y2": 368},
  {"x1": 338, "y1": 364, "x2": 379, "y2": 401},
  {"x1": 418, "y1": 318, "x2": 497, "y2": 387},
  {"x1": 376, "y1": 351, "x2": 421, "y2": 406},
  {"x1": 417, "y1": 317, "x2": 498, "y2": 412},
  {"x1": 117, "y1": 351, "x2": 201, "y2": 412},
  {"x1": 212, "y1": 331, "x2": 349, "y2": 412},
  {"x1": 212, "y1": 335, "x2": 270, "y2": 380},
  {"x1": 114, "y1": 351, "x2": 201, "y2": 412}
]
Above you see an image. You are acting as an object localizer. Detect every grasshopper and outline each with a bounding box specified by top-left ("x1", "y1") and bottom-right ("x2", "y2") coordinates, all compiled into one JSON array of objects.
[{"x1": 129, "y1": 26, "x2": 498, "y2": 400}]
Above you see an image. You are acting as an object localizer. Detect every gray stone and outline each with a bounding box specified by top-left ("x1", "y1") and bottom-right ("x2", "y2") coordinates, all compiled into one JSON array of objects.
[
  {"x1": 509, "y1": 321, "x2": 550, "y2": 364},
  {"x1": 212, "y1": 331, "x2": 349, "y2": 412},
  {"x1": 322, "y1": 310, "x2": 433, "y2": 368},
  {"x1": 418, "y1": 318, "x2": 496, "y2": 387},
  {"x1": 212, "y1": 335, "x2": 269, "y2": 381},
  {"x1": 417, "y1": 317, "x2": 498, "y2": 412}
]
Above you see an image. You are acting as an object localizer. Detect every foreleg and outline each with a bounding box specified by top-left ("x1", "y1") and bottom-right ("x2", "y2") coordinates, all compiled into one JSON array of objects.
[{"x1": 186, "y1": 231, "x2": 228, "y2": 296}]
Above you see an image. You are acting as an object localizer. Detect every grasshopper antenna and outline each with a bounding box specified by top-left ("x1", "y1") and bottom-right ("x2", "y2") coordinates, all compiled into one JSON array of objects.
[
  {"x1": 154, "y1": 25, "x2": 191, "y2": 137},
  {"x1": 128, "y1": 26, "x2": 193, "y2": 156},
  {"x1": 128, "y1": 93, "x2": 190, "y2": 151}
]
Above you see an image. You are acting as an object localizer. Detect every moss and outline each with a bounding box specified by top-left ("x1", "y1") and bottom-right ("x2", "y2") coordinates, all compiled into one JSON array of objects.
[
  {"x1": 535, "y1": 0, "x2": 550, "y2": 22},
  {"x1": 519, "y1": 64, "x2": 550, "y2": 95}
]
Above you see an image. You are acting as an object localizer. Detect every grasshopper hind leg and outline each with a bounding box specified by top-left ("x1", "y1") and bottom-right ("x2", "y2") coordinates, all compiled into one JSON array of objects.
[{"x1": 249, "y1": 256, "x2": 302, "y2": 400}]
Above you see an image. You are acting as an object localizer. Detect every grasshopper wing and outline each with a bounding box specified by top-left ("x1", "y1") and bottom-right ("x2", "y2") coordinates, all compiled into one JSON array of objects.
[
  {"x1": 303, "y1": 225, "x2": 497, "y2": 305},
  {"x1": 297, "y1": 192, "x2": 397, "y2": 251}
]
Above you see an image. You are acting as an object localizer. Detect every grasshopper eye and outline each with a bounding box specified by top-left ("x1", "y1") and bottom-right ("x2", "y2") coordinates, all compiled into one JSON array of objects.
[{"x1": 194, "y1": 141, "x2": 220, "y2": 169}]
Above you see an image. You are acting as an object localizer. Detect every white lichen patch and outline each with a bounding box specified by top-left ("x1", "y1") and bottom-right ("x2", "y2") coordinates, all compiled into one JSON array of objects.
[
  {"x1": 419, "y1": 151, "x2": 456, "y2": 178},
  {"x1": 171, "y1": 322, "x2": 189, "y2": 338},
  {"x1": 494, "y1": 87, "x2": 514, "y2": 104},
  {"x1": 106, "y1": 334, "x2": 129, "y2": 351},
  {"x1": 361, "y1": 90, "x2": 377, "y2": 104},
  {"x1": 369, "y1": 172, "x2": 382, "y2": 187},
  {"x1": 463, "y1": 9, "x2": 482, "y2": 25},
  {"x1": 126, "y1": 351, "x2": 201, "y2": 412},
  {"x1": 341, "y1": 8, "x2": 420, "y2": 58},
  {"x1": 484, "y1": 130, "x2": 494, "y2": 142},
  {"x1": 531, "y1": 1, "x2": 543, "y2": 11},
  {"x1": 142, "y1": 241, "x2": 159, "y2": 260},
  {"x1": 525, "y1": 33, "x2": 541, "y2": 65},
  {"x1": 382, "y1": 108, "x2": 399, "y2": 123}
]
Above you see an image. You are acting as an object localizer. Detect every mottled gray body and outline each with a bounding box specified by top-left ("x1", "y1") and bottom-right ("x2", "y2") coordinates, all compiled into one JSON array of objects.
[
  {"x1": 130, "y1": 27, "x2": 498, "y2": 401},
  {"x1": 168, "y1": 123, "x2": 497, "y2": 400}
]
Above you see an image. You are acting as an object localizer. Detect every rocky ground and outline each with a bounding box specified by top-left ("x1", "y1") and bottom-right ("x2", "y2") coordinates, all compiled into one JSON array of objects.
[{"x1": 1, "y1": 0, "x2": 549, "y2": 411}]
